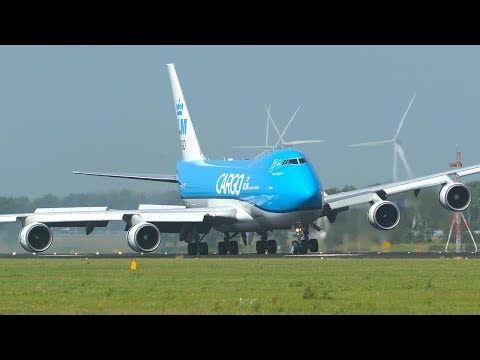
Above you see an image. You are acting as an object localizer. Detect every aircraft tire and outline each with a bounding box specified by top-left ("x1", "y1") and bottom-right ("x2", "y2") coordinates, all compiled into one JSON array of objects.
[
  {"x1": 200, "y1": 242, "x2": 208, "y2": 255},
  {"x1": 256, "y1": 241, "x2": 266, "y2": 254},
  {"x1": 267, "y1": 240, "x2": 277, "y2": 254},
  {"x1": 218, "y1": 241, "x2": 227, "y2": 255},
  {"x1": 291, "y1": 241, "x2": 299, "y2": 254},
  {"x1": 187, "y1": 243, "x2": 197, "y2": 255},
  {"x1": 229, "y1": 241, "x2": 239, "y2": 255},
  {"x1": 300, "y1": 240, "x2": 309, "y2": 254}
]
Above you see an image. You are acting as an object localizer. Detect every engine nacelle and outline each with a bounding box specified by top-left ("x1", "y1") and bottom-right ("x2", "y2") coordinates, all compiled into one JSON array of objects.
[
  {"x1": 439, "y1": 182, "x2": 471, "y2": 211},
  {"x1": 367, "y1": 201, "x2": 400, "y2": 230},
  {"x1": 19, "y1": 222, "x2": 53, "y2": 252},
  {"x1": 126, "y1": 222, "x2": 161, "y2": 252}
]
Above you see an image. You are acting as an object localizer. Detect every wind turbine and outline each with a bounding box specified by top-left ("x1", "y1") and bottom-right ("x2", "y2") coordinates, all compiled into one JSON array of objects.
[
  {"x1": 348, "y1": 93, "x2": 416, "y2": 181},
  {"x1": 234, "y1": 104, "x2": 325, "y2": 157}
]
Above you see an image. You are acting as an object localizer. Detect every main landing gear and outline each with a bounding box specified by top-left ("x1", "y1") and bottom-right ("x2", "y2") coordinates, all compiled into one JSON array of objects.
[
  {"x1": 255, "y1": 231, "x2": 277, "y2": 254},
  {"x1": 291, "y1": 224, "x2": 318, "y2": 254},
  {"x1": 187, "y1": 234, "x2": 209, "y2": 255},
  {"x1": 217, "y1": 232, "x2": 239, "y2": 255}
]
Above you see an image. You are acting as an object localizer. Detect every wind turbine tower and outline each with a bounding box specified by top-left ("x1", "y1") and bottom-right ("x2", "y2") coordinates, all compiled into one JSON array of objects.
[
  {"x1": 348, "y1": 94, "x2": 416, "y2": 181},
  {"x1": 445, "y1": 148, "x2": 477, "y2": 253}
]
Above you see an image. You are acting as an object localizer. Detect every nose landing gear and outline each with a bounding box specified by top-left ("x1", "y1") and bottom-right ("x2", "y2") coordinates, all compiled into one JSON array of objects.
[{"x1": 291, "y1": 224, "x2": 318, "y2": 254}]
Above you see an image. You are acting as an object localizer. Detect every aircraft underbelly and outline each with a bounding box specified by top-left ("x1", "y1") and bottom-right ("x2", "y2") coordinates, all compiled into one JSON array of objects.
[{"x1": 183, "y1": 198, "x2": 321, "y2": 232}]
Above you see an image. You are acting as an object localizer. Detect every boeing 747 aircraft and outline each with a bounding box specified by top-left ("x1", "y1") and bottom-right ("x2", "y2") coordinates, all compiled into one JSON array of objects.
[{"x1": 1, "y1": 63, "x2": 480, "y2": 255}]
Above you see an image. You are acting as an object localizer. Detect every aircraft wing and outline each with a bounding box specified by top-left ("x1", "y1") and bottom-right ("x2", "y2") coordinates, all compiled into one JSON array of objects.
[
  {"x1": 323, "y1": 164, "x2": 480, "y2": 211},
  {"x1": 0, "y1": 204, "x2": 238, "y2": 253},
  {"x1": 72, "y1": 171, "x2": 178, "y2": 183},
  {"x1": 0, "y1": 205, "x2": 237, "y2": 226}
]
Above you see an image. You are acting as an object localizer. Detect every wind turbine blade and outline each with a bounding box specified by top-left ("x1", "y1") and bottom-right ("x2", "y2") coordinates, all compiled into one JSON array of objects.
[
  {"x1": 265, "y1": 104, "x2": 270, "y2": 147},
  {"x1": 283, "y1": 140, "x2": 325, "y2": 146},
  {"x1": 393, "y1": 93, "x2": 416, "y2": 140},
  {"x1": 279, "y1": 105, "x2": 302, "y2": 141},
  {"x1": 348, "y1": 139, "x2": 394, "y2": 147},
  {"x1": 395, "y1": 142, "x2": 414, "y2": 179},
  {"x1": 233, "y1": 145, "x2": 276, "y2": 149},
  {"x1": 254, "y1": 149, "x2": 268, "y2": 159},
  {"x1": 264, "y1": 104, "x2": 284, "y2": 146}
]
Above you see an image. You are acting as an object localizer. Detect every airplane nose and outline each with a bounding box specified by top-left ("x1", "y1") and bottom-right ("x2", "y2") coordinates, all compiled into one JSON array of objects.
[
  {"x1": 299, "y1": 183, "x2": 323, "y2": 209},
  {"x1": 289, "y1": 175, "x2": 323, "y2": 210}
]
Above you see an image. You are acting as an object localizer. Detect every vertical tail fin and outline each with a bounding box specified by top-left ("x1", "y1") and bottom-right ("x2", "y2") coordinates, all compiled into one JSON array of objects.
[{"x1": 167, "y1": 63, "x2": 205, "y2": 161}]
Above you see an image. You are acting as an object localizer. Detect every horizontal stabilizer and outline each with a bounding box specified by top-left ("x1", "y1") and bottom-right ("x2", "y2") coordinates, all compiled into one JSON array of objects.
[{"x1": 73, "y1": 171, "x2": 178, "y2": 183}]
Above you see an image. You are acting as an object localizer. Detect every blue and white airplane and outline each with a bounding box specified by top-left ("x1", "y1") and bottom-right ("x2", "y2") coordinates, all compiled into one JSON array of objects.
[{"x1": 2, "y1": 63, "x2": 480, "y2": 255}]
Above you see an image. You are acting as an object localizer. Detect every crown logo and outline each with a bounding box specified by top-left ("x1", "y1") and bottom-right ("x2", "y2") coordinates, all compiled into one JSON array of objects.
[{"x1": 176, "y1": 99, "x2": 184, "y2": 115}]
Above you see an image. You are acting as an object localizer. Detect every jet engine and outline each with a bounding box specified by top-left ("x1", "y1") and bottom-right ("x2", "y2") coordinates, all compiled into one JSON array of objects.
[
  {"x1": 367, "y1": 201, "x2": 400, "y2": 230},
  {"x1": 439, "y1": 182, "x2": 471, "y2": 211},
  {"x1": 126, "y1": 222, "x2": 161, "y2": 252},
  {"x1": 19, "y1": 222, "x2": 53, "y2": 252}
]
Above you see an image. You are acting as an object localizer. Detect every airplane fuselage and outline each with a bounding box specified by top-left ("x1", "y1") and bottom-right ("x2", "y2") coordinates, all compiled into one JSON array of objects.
[{"x1": 177, "y1": 149, "x2": 324, "y2": 232}]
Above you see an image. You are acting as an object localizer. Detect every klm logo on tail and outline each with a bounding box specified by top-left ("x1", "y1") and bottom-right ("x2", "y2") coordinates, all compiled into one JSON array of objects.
[
  {"x1": 176, "y1": 99, "x2": 184, "y2": 115},
  {"x1": 177, "y1": 99, "x2": 187, "y2": 135},
  {"x1": 179, "y1": 119, "x2": 187, "y2": 135}
]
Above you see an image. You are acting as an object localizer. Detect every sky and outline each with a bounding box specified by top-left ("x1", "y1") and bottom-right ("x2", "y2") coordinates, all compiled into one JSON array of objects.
[{"x1": 1, "y1": 45, "x2": 480, "y2": 198}]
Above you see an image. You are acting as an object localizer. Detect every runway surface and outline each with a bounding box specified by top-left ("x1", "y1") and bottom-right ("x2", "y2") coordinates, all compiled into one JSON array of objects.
[{"x1": 0, "y1": 251, "x2": 478, "y2": 259}]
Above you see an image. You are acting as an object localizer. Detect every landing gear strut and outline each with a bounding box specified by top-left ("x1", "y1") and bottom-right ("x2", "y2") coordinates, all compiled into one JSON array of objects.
[
  {"x1": 255, "y1": 231, "x2": 277, "y2": 254},
  {"x1": 218, "y1": 232, "x2": 239, "y2": 255},
  {"x1": 291, "y1": 224, "x2": 318, "y2": 254}
]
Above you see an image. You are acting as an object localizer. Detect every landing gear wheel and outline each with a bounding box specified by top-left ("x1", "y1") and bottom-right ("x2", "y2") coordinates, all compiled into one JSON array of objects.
[
  {"x1": 228, "y1": 241, "x2": 239, "y2": 255},
  {"x1": 200, "y1": 242, "x2": 208, "y2": 255},
  {"x1": 218, "y1": 241, "x2": 227, "y2": 255},
  {"x1": 309, "y1": 239, "x2": 318, "y2": 253},
  {"x1": 256, "y1": 241, "x2": 266, "y2": 254},
  {"x1": 291, "y1": 241, "x2": 299, "y2": 254},
  {"x1": 187, "y1": 243, "x2": 197, "y2": 255},
  {"x1": 267, "y1": 240, "x2": 277, "y2": 254},
  {"x1": 300, "y1": 240, "x2": 309, "y2": 254}
]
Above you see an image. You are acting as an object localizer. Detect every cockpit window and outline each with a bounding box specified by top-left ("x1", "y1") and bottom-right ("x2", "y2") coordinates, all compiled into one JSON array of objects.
[{"x1": 281, "y1": 158, "x2": 307, "y2": 166}]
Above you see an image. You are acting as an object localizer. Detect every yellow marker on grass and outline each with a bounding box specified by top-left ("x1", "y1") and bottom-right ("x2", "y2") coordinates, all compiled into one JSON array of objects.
[{"x1": 130, "y1": 259, "x2": 137, "y2": 271}]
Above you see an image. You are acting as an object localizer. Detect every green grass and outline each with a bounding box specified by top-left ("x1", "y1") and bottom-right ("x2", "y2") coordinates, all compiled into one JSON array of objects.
[{"x1": 1, "y1": 257, "x2": 480, "y2": 314}]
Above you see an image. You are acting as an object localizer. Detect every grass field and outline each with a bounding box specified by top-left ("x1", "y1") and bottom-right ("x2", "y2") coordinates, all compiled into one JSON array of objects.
[{"x1": 1, "y1": 257, "x2": 480, "y2": 314}]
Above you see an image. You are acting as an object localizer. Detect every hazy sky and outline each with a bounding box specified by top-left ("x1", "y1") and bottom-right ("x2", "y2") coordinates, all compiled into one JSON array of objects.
[{"x1": 1, "y1": 45, "x2": 480, "y2": 198}]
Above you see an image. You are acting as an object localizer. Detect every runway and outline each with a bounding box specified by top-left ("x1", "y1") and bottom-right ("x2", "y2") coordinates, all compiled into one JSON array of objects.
[{"x1": 0, "y1": 251, "x2": 478, "y2": 259}]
